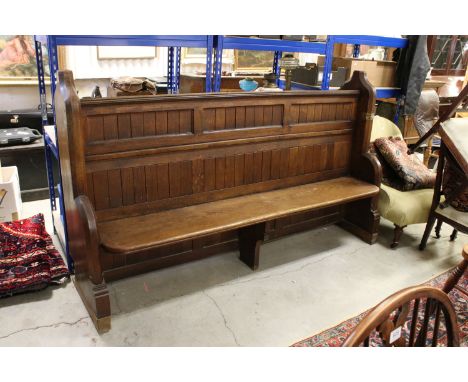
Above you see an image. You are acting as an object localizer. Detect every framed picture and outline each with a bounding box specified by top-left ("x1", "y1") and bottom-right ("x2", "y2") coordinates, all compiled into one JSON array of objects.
[
  {"x1": 234, "y1": 50, "x2": 275, "y2": 72},
  {"x1": 182, "y1": 47, "x2": 231, "y2": 59},
  {"x1": 0, "y1": 35, "x2": 49, "y2": 83},
  {"x1": 182, "y1": 47, "x2": 207, "y2": 58},
  {"x1": 97, "y1": 46, "x2": 158, "y2": 60}
]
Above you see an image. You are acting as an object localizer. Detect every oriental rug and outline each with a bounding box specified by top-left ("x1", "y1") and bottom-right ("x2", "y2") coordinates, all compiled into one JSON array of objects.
[
  {"x1": 0, "y1": 213, "x2": 69, "y2": 297},
  {"x1": 292, "y1": 269, "x2": 467, "y2": 347}
]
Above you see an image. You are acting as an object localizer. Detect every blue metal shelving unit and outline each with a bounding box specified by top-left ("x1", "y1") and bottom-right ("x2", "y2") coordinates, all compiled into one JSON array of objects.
[
  {"x1": 325, "y1": 35, "x2": 408, "y2": 99},
  {"x1": 34, "y1": 35, "x2": 215, "y2": 272},
  {"x1": 212, "y1": 36, "x2": 328, "y2": 92},
  {"x1": 212, "y1": 35, "x2": 409, "y2": 99},
  {"x1": 34, "y1": 34, "x2": 409, "y2": 273}
]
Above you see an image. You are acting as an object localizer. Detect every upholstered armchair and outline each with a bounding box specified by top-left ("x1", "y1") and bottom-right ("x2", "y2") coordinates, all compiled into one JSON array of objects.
[{"x1": 371, "y1": 116, "x2": 435, "y2": 248}]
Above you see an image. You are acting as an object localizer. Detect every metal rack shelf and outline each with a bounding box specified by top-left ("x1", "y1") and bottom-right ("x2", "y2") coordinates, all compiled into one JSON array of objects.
[
  {"x1": 324, "y1": 35, "x2": 408, "y2": 98},
  {"x1": 212, "y1": 35, "x2": 408, "y2": 98},
  {"x1": 34, "y1": 35, "x2": 215, "y2": 272},
  {"x1": 212, "y1": 36, "x2": 328, "y2": 92}
]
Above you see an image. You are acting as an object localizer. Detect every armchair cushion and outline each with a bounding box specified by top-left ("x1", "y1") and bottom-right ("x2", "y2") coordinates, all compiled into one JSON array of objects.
[
  {"x1": 368, "y1": 142, "x2": 407, "y2": 190},
  {"x1": 374, "y1": 137, "x2": 436, "y2": 191},
  {"x1": 378, "y1": 184, "x2": 435, "y2": 227}
]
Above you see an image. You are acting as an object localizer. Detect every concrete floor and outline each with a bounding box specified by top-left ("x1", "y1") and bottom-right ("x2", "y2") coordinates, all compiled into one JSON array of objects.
[{"x1": 0, "y1": 199, "x2": 465, "y2": 346}]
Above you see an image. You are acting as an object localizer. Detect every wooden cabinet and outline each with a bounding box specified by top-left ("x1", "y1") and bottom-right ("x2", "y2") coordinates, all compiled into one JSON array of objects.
[{"x1": 428, "y1": 35, "x2": 468, "y2": 76}]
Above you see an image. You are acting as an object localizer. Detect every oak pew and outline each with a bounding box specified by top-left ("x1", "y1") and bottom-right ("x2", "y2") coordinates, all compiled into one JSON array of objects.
[{"x1": 55, "y1": 70, "x2": 381, "y2": 332}]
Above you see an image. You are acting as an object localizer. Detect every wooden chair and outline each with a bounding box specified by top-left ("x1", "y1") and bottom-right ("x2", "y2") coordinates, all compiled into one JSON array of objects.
[
  {"x1": 419, "y1": 118, "x2": 468, "y2": 250},
  {"x1": 412, "y1": 89, "x2": 440, "y2": 168},
  {"x1": 442, "y1": 244, "x2": 468, "y2": 295},
  {"x1": 342, "y1": 285, "x2": 459, "y2": 347}
]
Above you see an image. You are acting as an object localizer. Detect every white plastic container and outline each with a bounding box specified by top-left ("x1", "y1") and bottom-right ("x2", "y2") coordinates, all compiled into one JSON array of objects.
[{"x1": 0, "y1": 166, "x2": 22, "y2": 222}]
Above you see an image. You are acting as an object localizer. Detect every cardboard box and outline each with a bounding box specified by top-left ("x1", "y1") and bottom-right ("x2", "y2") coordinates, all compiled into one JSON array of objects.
[
  {"x1": 318, "y1": 56, "x2": 397, "y2": 88},
  {"x1": 0, "y1": 166, "x2": 22, "y2": 222}
]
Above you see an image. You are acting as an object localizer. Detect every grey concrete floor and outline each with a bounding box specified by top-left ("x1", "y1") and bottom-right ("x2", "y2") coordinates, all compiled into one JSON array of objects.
[{"x1": 0, "y1": 199, "x2": 465, "y2": 346}]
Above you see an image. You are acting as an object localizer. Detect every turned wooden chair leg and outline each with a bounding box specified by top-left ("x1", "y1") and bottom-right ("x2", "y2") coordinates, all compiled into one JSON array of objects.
[
  {"x1": 419, "y1": 214, "x2": 437, "y2": 250},
  {"x1": 391, "y1": 225, "x2": 406, "y2": 249},
  {"x1": 450, "y1": 229, "x2": 458, "y2": 241},
  {"x1": 442, "y1": 245, "x2": 468, "y2": 294},
  {"x1": 434, "y1": 219, "x2": 442, "y2": 239}
]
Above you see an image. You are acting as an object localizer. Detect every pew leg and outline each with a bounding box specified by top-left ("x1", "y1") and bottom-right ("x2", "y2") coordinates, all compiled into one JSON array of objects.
[
  {"x1": 339, "y1": 197, "x2": 380, "y2": 244},
  {"x1": 238, "y1": 223, "x2": 265, "y2": 271},
  {"x1": 73, "y1": 272, "x2": 111, "y2": 334},
  {"x1": 69, "y1": 195, "x2": 112, "y2": 333}
]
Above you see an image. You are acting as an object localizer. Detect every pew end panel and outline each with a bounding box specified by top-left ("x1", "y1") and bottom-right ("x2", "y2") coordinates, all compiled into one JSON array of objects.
[{"x1": 338, "y1": 72, "x2": 381, "y2": 243}]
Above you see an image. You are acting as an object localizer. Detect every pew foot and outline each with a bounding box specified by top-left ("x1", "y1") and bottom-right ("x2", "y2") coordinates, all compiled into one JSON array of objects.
[{"x1": 238, "y1": 223, "x2": 266, "y2": 271}]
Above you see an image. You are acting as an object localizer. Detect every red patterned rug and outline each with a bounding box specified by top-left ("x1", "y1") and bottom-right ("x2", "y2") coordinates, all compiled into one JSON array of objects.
[
  {"x1": 0, "y1": 213, "x2": 69, "y2": 297},
  {"x1": 292, "y1": 270, "x2": 467, "y2": 347}
]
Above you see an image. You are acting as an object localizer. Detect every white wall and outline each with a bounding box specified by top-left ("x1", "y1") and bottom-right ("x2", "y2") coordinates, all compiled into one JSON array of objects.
[
  {"x1": 0, "y1": 46, "x2": 311, "y2": 111},
  {"x1": 65, "y1": 46, "x2": 169, "y2": 79},
  {"x1": 0, "y1": 85, "x2": 49, "y2": 111},
  {"x1": 0, "y1": 79, "x2": 118, "y2": 110}
]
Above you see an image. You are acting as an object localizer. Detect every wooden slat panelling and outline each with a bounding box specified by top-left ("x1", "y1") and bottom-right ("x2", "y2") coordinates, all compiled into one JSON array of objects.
[
  {"x1": 93, "y1": 171, "x2": 109, "y2": 210},
  {"x1": 179, "y1": 110, "x2": 193, "y2": 134},
  {"x1": 87, "y1": 116, "x2": 104, "y2": 142},
  {"x1": 156, "y1": 111, "x2": 168, "y2": 135},
  {"x1": 225, "y1": 155, "x2": 236, "y2": 188},
  {"x1": 169, "y1": 162, "x2": 182, "y2": 196},
  {"x1": 225, "y1": 108, "x2": 236, "y2": 129},
  {"x1": 144, "y1": 165, "x2": 158, "y2": 202},
  {"x1": 82, "y1": 92, "x2": 359, "y2": 217},
  {"x1": 108, "y1": 168, "x2": 123, "y2": 207},
  {"x1": 270, "y1": 149, "x2": 281, "y2": 179},
  {"x1": 244, "y1": 152, "x2": 254, "y2": 184},
  {"x1": 234, "y1": 154, "x2": 244, "y2": 186},
  {"x1": 133, "y1": 166, "x2": 147, "y2": 203},
  {"x1": 235, "y1": 106, "x2": 246, "y2": 128},
  {"x1": 157, "y1": 163, "x2": 170, "y2": 199},
  {"x1": 245, "y1": 106, "x2": 255, "y2": 128},
  {"x1": 215, "y1": 157, "x2": 226, "y2": 189},
  {"x1": 130, "y1": 113, "x2": 144, "y2": 138},
  {"x1": 192, "y1": 158, "x2": 205, "y2": 194},
  {"x1": 168, "y1": 110, "x2": 180, "y2": 134},
  {"x1": 118, "y1": 114, "x2": 131, "y2": 139},
  {"x1": 204, "y1": 158, "x2": 216, "y2": 192},
  {"x1": 121, "y1": 167, "x2": 135, "y2": 206},
  {"x1": 142, "y1": 112, "x2": 156, "y2": 137},
  {"x1": 103, "y1": 115, "x2": 118, "y2": 140}
]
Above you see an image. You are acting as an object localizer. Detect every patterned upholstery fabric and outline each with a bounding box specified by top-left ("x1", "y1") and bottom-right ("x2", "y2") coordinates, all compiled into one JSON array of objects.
[
  {"x1": 368, "y1": 142, "x2": 407, "y2": 191},
  {"x1": 0, "y1": 214, "x2": 69, "y2": 297},
  {"x1": 374, "y1": 137, "x2": 436, "y2": 191}
]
